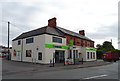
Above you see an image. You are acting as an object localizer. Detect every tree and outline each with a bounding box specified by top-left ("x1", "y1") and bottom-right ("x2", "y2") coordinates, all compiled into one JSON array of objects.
[
  {"x1": 102, "y1": 41, "x2": 115, "y2": 52},
  {"x1": 96, "y1": 41, "x2": 115, "y2": 59}
]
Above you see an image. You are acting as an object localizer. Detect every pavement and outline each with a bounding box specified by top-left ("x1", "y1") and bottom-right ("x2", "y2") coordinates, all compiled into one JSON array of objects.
[{"x1": 2, "y1": 58, "x2": 113, "y2": 76}]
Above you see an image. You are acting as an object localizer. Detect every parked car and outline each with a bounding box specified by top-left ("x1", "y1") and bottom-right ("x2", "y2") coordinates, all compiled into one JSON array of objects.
[
  {"x1": 0, "y1": 54, "x2": 7, "y2": 58},
  {"x1": 103, "y1": 51, "x2": 119, "y2": 62}
]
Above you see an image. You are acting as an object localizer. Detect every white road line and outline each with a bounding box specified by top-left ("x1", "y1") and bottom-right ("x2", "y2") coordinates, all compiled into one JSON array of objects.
[{"x1": 83, "y1": 74, "x2": 108, "y2": 79}]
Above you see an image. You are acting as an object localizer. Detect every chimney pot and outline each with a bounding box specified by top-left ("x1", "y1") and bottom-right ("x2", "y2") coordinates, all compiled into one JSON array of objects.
[{"x1": 79, "y1": 30, "x2": 85, "y2": 36}]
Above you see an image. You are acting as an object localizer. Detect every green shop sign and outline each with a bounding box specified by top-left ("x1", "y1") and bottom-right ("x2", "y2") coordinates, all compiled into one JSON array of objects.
[
  {"x1": 86, "y1": 47, "x2": 97, "y2": 51},
  {"x1": 69, "y1": 40, "x2": 73, "y2": 46},
  {"x1": 16, "y1": 50, "x2": 21, "y2": 52},
  {"x1": 45, "y1": 44, "x2": 69, "y2": 49}
]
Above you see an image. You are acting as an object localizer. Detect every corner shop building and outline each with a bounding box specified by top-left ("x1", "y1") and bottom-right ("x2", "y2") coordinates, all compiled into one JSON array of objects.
[{"x1": 11, "y1": 18, "x2": 96, "y2": 64}]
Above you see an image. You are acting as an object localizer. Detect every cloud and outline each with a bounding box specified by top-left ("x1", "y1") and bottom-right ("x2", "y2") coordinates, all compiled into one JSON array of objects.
[
  {"x1": 87, "y1": 23, "x2": 118, "y2": 39},
  {"x1": 0, "y1": 0, "x2": 119, "y2": 49}
]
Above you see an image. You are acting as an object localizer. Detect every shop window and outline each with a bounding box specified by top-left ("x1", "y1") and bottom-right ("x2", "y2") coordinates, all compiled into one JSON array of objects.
[
  {"x1": 69, "y1": 50, "x2": 72, "y2": 59},
  {"x1": 26, "y1": 38, "x2": 34, "y2": 44},
  {"x1": 76, "y1": 50, "x2": 78, "y2": 58},
  {"x1": 38, "y1": 52, "x2": 42, "y2": 60},
  {"x1": 26, "y1": 50, "x2": 32, "y2": 57},
  {"x1": 53, "y1": 37, "x2": 62, "y2": 43},
  {"x1": 87, "y1": 52, "x2": 89, "y2": 59},
  {"x1": 18, "y1": 40, "x2": 21, "y2": 45},
  {"x1": 91, "y1": 52, "x2": 92, "y2": 59},
  {"x1": 93, "y1": 52, "x2": 95, "y2": 59}
]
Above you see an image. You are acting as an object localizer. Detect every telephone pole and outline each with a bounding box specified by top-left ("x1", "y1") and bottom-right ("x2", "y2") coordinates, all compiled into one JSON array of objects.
[{"x1": 8, "y1": 21, "x2": 10, "y2": 60}]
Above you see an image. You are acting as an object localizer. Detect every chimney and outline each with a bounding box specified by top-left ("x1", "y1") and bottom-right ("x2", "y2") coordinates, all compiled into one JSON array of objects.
[
  {"x1": 79, "y1": 30, "x2": 85, "y2": 36},
  {"x1": 48, "y1": 17, "x2": 57, "y2": 27}
]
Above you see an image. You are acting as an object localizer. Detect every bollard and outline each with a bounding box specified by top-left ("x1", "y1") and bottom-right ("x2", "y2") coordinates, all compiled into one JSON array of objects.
[
  {"x1": 53, "y1": 58, "x2": 54, "y2": 67},
  {"x1": 82, "y1": 58, "x2": 83, "y2": 64},
  {"x1": 49, "y1": 59, "x2": 53, "y2": 67},
  {"x1": 64, "y1": 58, "x2": 65, "y2": 66}
]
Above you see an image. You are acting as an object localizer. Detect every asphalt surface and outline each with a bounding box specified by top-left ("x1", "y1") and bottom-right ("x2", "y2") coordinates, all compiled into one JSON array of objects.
[{"x1": 1, "y1": 58, "x2": 119, "y2": 79}]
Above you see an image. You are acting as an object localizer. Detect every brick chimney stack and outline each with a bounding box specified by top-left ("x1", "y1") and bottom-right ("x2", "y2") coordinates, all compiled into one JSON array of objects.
[
  {"x1": 79, "y1": 30, "x2": 85, "y2": 36},
  {"x1": 48, "y1": 17, "x2": 57, "y2": 27}
]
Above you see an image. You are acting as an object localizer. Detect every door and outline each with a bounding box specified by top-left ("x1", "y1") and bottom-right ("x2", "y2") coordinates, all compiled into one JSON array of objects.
[
  {"x1": 55, "y1": 50, "x2": 65, "y2": 63},
  {"x1": 55, "y1": 51, "x2": 59, "y2": 63}
]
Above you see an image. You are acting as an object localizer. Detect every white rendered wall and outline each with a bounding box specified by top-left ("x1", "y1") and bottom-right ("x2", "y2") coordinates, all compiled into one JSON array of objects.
[
  {"x1": 11, "y1": 39, "x2": 22, "y2": 61},
  {"x1": 44, "y1": 34, "x2": 67, "y2": 64}
]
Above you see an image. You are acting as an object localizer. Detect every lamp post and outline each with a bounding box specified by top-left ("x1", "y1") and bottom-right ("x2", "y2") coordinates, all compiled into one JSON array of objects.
[{"x1": 8, "y1": 21, "x2": 10, "y2": 60}]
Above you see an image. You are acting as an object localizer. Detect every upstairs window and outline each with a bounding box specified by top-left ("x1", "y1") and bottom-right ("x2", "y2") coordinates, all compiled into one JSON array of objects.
[
  {"x1": 53, "y1": 37, "x2": 62, "y2": 43},
  {"x1": 26, "y1": 38, "x2": 34, "y2": 44},
  {"x1": 18, "y1": 40, "x2": 21, "y2": 45},
  {"x1": 90, "y1": 42, "x2": 94, "y2": 47}
]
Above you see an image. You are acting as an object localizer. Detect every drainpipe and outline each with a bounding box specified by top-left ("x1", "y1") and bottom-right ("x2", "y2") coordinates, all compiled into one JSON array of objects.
[{"x1": 21, "y1": 39, "x2": 23, "y2": 62}]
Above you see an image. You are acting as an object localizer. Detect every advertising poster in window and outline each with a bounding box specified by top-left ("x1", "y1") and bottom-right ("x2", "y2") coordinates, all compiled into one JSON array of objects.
[
  {"x1": 26, "y1": 50, "x2": 32, "y2": 57},
  {"x1": 13, "y1": 50, "x2": 16, "y2": 56}
]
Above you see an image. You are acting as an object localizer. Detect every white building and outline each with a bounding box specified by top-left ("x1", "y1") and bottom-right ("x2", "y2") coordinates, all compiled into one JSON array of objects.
[{"x1": 11, "y1": 18, "x2": 96, "y2": 64}]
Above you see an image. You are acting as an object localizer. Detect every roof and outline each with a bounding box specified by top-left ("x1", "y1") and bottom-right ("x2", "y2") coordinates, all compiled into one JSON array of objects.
[
  {"x1": 13, "y1": 26, "x2": 93, "y2": 41},
  {"x1": 12, "y1": 26, "x2": 65, "y2": 41},
  {"x1": 57, "y1": 26, "x2": 93, "y2": 41}
]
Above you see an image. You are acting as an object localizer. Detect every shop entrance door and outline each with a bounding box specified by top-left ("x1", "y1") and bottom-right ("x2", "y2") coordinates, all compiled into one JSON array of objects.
[{"x1": 55, "y1": 50, "x2": 65, "y2": 63}]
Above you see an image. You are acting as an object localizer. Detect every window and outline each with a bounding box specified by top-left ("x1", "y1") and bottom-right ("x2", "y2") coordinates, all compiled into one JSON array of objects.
[
  {"x1": 76, "y1": 50, "x2": 78, "y2": 58},
  {"x1": 69, "y1": 50, "x2": 72, "y2": 59},
  {"x1": 73, "y1": 39, "x2": 76, "y2": 45},
  {"x1": 26, "y1": 50, "x2": 32, "y2": 57},
  {"x1": 91, "y1": 52, "x2": 92, "y2": 59},
  {"x1": 90, "y1": 42, "x2": 93, "y2": 47},
  {"x1": 38, "y1": 52, "x2": 42, "y2": 60},
  {"x1": 53, "y1": 37, "x2": 62, "y2": 43},
  {"x1": 26, "y1": 38, "x2": 34, "y2": 44},
  {"x1": 81, "y1": 40, "x2": 84, "y2": 46},
  {"x1": 85, "y1": 41, "x2": 87, "y2": 47},
  {"x1": 87, "y1": 52, "x2": 89, "y2": 59},
  {"x1": 93, "y1": 52, "x2": 95, "y2": 59},
  {"x1": 18, "y1": 40, "x2": 21, "y2": 45}
]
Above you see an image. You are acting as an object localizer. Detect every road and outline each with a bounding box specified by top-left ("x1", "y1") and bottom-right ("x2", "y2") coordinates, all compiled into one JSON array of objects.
[{"x1": 2, "y1": 58, "x2": 119, "y2": 79}]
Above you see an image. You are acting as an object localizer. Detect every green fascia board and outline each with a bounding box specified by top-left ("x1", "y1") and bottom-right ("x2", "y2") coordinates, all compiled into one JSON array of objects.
[
  {"x1": 45, "y1": 44, "x2": 68, "y2": 49},
  {"x1": 16, "y1": 50, "x2": 21, "y2": 52},
  {"x1": 86, "y1": 47, "x2": 97, "y2": 51}
]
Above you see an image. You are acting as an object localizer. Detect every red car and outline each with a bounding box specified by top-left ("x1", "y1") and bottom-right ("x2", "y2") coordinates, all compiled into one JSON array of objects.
[
  {"x1": 0, "y1": 54, "x2": 7, "y2": 58},
  {"x1": 103, "y1": 51, "x2": 119, "y2": 62}
]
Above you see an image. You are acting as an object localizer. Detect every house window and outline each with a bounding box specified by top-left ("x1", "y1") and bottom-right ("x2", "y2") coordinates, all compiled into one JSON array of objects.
[
  {"x1": 18, "y1": 40, "x2": 21, "y2": 45},
  {"x1": 26, "y1": 38, "x2": 34, "y2": 44},
  {"x1": 53, "y1": 37, "x2": 62, "y2": 43},
  {"x1": 87, "y1": 52, "x2": 89, "y2": 59},
  {"x1": 38, "y1": 52, "x2": 42, "y2": 60},
  {"x1": 81, "y1": 40, "x2": 84, "y2": 46},
  {"x1": 73, "y1": 39, "x2": 76, "y2": 45},
  {"x1": 26, "y1": 50, "x2": 32, "y2": 57},
  {"x1": 90, "y1": 42, "x2": 93, "y2": 47},
  {"x1": 85, "y1": 41, "x2": 87, "y2": 47},
  {"x1": 91, "y1": 52, "x2": 92, "y2": 59}
]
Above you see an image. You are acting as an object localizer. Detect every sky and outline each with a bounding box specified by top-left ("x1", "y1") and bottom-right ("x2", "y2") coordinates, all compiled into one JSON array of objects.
[{"x1": 0, "y1": 0, "x2": 119, "y2": 49}]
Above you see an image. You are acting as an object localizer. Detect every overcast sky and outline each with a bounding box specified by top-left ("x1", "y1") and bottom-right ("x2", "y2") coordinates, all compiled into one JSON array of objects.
[{"x1": 0, "y1": 0, "x2": 119, "y2": 49}]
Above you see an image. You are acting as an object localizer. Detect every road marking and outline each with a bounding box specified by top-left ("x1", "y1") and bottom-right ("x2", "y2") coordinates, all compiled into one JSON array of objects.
[{"x1": 83, "y1": 74, "x2": 108, "y2": 79}]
